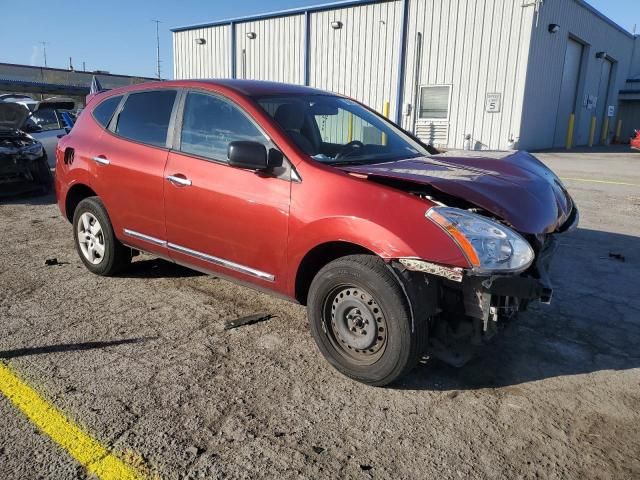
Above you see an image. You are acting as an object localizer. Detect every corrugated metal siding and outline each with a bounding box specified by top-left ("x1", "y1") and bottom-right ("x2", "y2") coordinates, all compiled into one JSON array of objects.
[
  {"x1": 309, "y1": 1, "x2": 402, "y2": 115},
  {"x1": 520, "y1": 0, "x2": 636, "y2": 149},
  {"x1": 235, "y1": 15, "x2": 305, "y2": 84},
  {"x1": 401, "y1": 0, "x2": 535, "y2": 150},
  {"x1": 173, "y1": 25, "x2": 231, "y2": 79}
]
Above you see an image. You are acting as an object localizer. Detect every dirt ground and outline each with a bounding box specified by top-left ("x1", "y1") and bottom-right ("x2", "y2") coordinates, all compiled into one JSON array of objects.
[{"x1": 1, "y1": 149, "x2": 639, "y2": 479}]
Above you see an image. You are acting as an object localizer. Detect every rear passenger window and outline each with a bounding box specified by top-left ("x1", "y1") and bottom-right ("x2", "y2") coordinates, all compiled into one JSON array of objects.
[
  {"x1": 180, "y1": 92, "x2": 265, "y2": 161},
  {"x1": 92, "y1": 95, "x2": 122, "y2": 128},
  {"x1": 115, "y1": 90, "x2": 176, "y2": 147}
]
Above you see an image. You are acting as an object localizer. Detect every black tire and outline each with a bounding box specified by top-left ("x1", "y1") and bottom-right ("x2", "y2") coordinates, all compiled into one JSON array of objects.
[
  {"x1": 307, "y1": 254, "x2": 427, "y2": 386},
  {"x1": 32, "y1": 156, "x2": 53, "y2": 194},
  {"x1": 72, "y1": 197, "x2": 131, "y2": 276}
]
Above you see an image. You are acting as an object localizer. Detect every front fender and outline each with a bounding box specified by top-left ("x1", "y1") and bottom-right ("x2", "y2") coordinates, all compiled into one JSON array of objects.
[{"x1": 286, "y1": 213, "x2": 469, "y2": 297}]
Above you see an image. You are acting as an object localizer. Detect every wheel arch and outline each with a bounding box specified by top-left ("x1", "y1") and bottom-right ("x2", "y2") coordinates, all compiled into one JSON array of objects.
[
  {"x1": 65, "y1": 183, "x2": 97, "y2": 222},
  {"x1": 294, "y1": 241, "x2": 378, "y2": 305}
]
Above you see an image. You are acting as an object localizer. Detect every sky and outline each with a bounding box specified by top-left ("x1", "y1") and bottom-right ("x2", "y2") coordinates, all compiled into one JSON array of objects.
[{"x1": 0, "y1": 0, "x2": 637, "y2": 80}]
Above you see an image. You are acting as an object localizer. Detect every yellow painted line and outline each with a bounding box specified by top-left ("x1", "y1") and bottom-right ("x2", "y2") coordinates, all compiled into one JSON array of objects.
[
  {"x1": 560, "y1": 177, "x2": 639, "y2": 187},
  {"x1": 0, "y1": 362, "x2": 147, "y2": 480}
]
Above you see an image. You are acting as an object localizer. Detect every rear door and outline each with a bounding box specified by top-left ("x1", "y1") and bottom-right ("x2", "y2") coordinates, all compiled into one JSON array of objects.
[
  {"x1": 90, "y1": 88, "x2": 178, "y2": 256},
  {"x1": 163, "y1": 90, "x2": 291, "y2": 291}
]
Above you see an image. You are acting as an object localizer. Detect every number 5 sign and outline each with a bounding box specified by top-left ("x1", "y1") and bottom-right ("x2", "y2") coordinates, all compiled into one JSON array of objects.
[{"x1": 485, "y1": 93, "x2": 502, "y2": 113}]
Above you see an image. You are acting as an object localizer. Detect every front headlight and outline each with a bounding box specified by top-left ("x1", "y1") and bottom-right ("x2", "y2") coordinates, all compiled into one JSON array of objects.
[{"x1": 426, "y1": 206, "x2": 534, "y2": 273}]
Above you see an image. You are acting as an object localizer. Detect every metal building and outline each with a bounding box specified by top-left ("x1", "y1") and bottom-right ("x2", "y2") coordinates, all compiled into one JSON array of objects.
[
  {"x1": 172, "y1": 0, "x2": 640, "y2": 151},
  {"x1": 0, "y1": 62, "x2": 155, "y2": 106}
]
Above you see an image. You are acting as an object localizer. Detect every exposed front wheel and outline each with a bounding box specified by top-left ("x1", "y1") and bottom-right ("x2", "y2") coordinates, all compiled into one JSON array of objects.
[
  {"x1": 307, "y1": 255, "x2": 426, "y2": 386},
  {"x1": 72, "y1": 197, "x2": 131, "y2": 276}
]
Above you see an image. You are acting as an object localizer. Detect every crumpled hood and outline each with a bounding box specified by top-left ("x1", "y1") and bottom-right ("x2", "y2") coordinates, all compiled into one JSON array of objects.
[
  {"x1": 339, "y1": 150, "x2": 575, "y2": 234},
  {"x1": 0, "y1": 102, "x2": 30, "y2": 130}
]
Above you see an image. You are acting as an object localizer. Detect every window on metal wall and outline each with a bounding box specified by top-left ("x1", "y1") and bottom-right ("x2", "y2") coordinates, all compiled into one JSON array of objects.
[{"x1": 419, "y1": 86, "x2": 450, "y2": 120}]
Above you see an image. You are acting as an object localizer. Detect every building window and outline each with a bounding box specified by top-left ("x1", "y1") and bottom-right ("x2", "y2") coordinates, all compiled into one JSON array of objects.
[{"x1": 419, "y1": 86, "x2": 451, "y2": 120}]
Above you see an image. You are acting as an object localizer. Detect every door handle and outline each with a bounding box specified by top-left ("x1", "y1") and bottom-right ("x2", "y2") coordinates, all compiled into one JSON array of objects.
[
  {"x1": 166, "y1": 174, "x2": 192, "y2": 187},
  {"x1": 92, "y1": 156, "x2": 110, "y2": 165}
]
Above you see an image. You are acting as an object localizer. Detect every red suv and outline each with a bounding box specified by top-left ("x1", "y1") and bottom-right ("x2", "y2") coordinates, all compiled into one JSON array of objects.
[{"x1": 56, "y1": 80, "x2": 578, "y2": 386}]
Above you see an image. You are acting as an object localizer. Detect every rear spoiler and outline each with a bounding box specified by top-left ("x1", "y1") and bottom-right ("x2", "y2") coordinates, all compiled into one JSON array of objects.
[{"x1": 85, "y1": 76, "x2": 110, "y2": 105}]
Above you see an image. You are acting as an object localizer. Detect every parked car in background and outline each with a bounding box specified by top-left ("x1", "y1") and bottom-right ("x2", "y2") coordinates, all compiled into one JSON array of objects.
[
  {"x1": 0, "y1": 102, "x2": 53, "y2": 196},
  {"x1": 0, "y1": 96, "x2": 74, "y2": 166},
  {"x1": 631, "y1": 130, "x2": 640, "y2": 151},
  {"x1": 55, "y1": 80, "x2": 578, "y2": 386}
]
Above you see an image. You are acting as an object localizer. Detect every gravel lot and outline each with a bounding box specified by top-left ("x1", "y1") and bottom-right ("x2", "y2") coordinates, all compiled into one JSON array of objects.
[{"x1": 1, "y1": 148, "x2": 639, "y2": 479}]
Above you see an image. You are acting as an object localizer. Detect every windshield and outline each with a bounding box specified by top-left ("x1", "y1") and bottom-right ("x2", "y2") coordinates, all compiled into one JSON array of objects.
[{"x1": 255, "y1": 94, "x2": 431, "y2": 165}]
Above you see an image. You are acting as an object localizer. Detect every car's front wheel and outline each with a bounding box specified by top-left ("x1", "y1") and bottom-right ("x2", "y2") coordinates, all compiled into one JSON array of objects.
[
  {"x1": 307, "y1": 255, "x2": 426, "y2": 386},
  {"x1": 72, "y1": 197, "x2": 131, "y2": 275}
]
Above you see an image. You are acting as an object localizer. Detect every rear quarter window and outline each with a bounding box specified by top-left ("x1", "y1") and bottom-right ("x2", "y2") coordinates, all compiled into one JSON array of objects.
[
  {"x1": 115, "y1": 90, "x2": 177, "y2": 147},
  {"x1": 92, "y1": 95, "x2": 122, "y2": 128}
]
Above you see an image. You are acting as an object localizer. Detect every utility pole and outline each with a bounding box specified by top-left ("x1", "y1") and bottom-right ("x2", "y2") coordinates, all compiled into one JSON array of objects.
[
  {"x1": 40, "y1": 41, "x2": 48, "y2": 67},
  {"x1": 82, "y1": 61, "x2": 86, "y2": 72},
  {"x1": 152, "y1": 20, "x2": 162, "y2": 79}
]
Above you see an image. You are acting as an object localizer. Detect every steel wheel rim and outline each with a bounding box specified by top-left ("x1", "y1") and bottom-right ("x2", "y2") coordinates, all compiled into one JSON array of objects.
[
  {"x1": 77, "y1": 212, "x2": 105, "y2": 265},
  {"x1": 322, "y1": 284, "x2": 388, "y2": 365}
]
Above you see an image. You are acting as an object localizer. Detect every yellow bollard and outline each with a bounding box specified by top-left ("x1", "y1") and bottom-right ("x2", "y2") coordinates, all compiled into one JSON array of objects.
[
  {"x1": 565, "y1": 113, "x2": 575, "y2": 150},
  {"x1": 382, "y1": 101, "x2": 390, "y2": 145},
  {"x1": 588, "y1": 116, "x2": 596, "y2": 147},
  {"x1": 347, "y1": 112, "x2": 354, "y2": 143},
  {"x1": 601, "y1": 117, "x2": 609, "y2": 145},
  {"x1": 615, "y1": 119, "x2": 623, "y2": 143}
]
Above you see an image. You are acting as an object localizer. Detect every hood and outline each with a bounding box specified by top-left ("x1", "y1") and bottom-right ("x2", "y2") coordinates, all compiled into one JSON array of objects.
[
  {"x1": 0, "y1": 102, "x2": 30, "y2": 130},
  {"x1": 339, "y1": 151, "x2": 574, "y2": 235}
]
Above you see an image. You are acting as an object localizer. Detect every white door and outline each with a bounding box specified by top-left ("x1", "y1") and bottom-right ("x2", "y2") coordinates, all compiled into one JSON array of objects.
[{"x1": 414, "y1": 85, "x2": 451, "y2": 148}]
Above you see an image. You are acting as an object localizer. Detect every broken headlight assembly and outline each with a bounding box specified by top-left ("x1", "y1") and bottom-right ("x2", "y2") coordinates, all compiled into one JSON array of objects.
[{"x1": 425, "y1": 206, "x2": 535, "y2": 274}]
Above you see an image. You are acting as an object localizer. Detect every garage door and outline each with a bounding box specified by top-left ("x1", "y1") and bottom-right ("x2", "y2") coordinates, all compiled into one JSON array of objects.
[{"x1": 553, "y1": 39, "x2": 584, "y2": 148}]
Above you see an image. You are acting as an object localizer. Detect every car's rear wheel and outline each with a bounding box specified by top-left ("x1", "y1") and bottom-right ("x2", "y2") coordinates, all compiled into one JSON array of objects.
[
  {"x1": 307, "y1": 254, "x2": 426, "y2": 386},
  {"x1": 72, "y1": 197, "x2": 131, "y2": 275}
]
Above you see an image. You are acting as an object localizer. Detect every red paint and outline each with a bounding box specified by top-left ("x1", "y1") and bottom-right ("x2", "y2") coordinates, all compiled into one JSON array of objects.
[
  {"x1": 55, "y1": 79, "x2": 573, "y2": 300},
  {"x1": 631, "y1": 130, "x2": 640, "y2": 151}
]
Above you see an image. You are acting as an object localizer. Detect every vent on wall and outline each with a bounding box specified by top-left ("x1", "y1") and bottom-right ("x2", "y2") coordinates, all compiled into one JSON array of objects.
[{"x1": 415, "y1": 122, "x2": 450, "y2": 147}]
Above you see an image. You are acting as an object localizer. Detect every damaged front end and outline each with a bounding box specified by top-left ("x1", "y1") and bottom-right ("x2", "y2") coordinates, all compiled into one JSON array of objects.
[
  {"x1": 391, "y1": 203, "x2": 578, "y2": 367},
  {"x1": 0, "y1": 128, "x2": 51, "y2": 196}
]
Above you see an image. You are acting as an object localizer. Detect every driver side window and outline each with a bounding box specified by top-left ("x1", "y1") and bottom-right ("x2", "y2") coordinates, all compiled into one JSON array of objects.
[{"x1": 180, "y1": 92, "x2": 266, "y2": 162}]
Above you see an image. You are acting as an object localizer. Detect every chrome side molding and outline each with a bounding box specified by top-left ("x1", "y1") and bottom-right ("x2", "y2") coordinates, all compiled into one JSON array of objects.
[
  {"x1": 167, "y1": 242, "x2": 275, "y2": 282},
  {"x1": 122, "y1": 228, "x2": 275, "y2": 282},
  {"x1": 123, "y1": 229, "x2": 166, "y2": 247}
]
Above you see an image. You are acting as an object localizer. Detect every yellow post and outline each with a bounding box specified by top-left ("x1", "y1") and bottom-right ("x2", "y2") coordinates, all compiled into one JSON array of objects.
[
  {"x1": 601, "y1": 117, "x2": 609, "y2": 145},
  {"x1": 615, "y1": 119, "x2": 623, "y2": 143},
  {"x1": 588, "y1": 116, "x2": 597, "y2": 147},
  {"x1": 381, "y1": 101, "x2": 390, "y2": 145},
  {"x1": 347, "y1": 112, "x2": 354, "y2": 142},
  {"x1": 565, "y1": 113, "x2": 575, "y2": 150}
]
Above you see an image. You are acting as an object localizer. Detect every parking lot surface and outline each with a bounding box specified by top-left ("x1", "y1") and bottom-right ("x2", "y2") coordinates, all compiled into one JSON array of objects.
[{"x1": 1, "y1": 148, "x2": 639, "y2": 479}]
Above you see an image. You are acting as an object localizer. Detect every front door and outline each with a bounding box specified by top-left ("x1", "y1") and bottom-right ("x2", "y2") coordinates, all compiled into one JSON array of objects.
[{"x1": 164, "y1": 90, "x2": 291, "y2": 291}]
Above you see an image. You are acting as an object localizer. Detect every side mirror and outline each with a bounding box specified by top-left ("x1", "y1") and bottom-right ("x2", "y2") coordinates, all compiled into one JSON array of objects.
[{"x1": 228, "y1": 141, "x2": 269, "y2": 170}]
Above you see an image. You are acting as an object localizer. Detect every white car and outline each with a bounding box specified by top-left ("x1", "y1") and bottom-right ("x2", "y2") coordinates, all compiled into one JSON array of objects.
[{"x1": 0, "y1": 95, "x2": 74, "y2": 167}]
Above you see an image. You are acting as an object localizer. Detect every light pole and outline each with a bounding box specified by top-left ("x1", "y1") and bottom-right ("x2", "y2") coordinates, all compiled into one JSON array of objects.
[
  {"x1": 40, "y1": 41, "x2": 48, "y2": 67},
  {"x1": 152, "y1": 20, "x2": 162, "y2": 79}
]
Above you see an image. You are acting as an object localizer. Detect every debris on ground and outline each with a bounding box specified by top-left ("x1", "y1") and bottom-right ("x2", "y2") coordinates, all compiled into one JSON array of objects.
[
  {"x1": 224, "y1": 313, "x2": 275, "y2": 330},
  {"x1": 44, "y1": 258, "x2": 69, "y2": 266},
  {"x1": 312, "y1": 446, "x2": 325, "y2": 454}
]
